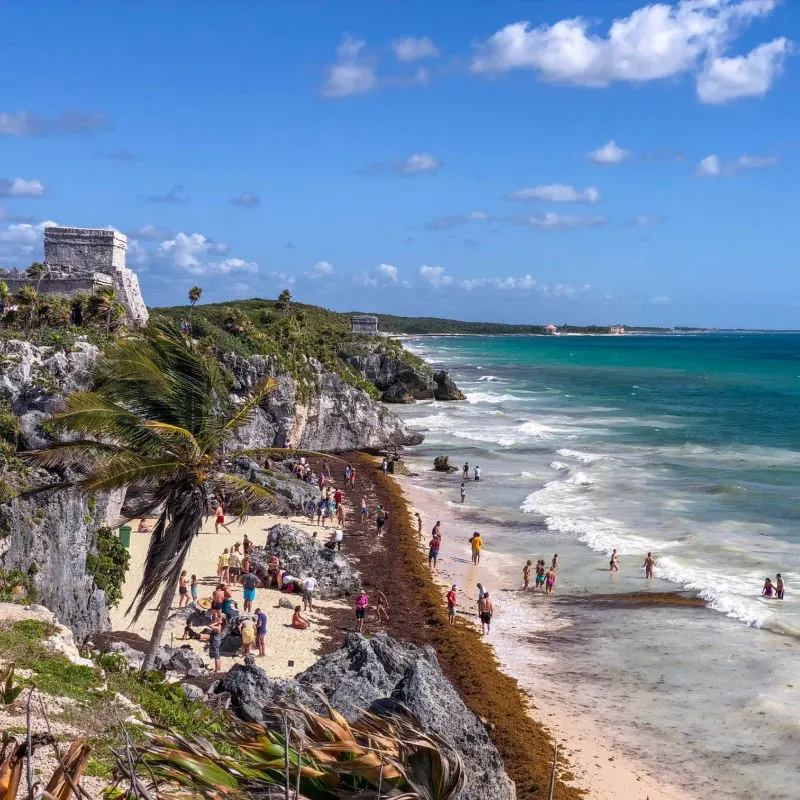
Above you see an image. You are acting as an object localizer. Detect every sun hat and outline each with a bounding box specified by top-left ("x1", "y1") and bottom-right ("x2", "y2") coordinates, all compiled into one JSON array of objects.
[{"x1": 198, "y1": 597, "x2": 212, "y2": 610}]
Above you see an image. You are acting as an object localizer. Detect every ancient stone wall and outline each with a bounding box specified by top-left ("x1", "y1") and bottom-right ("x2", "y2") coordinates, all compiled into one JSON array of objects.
[
  {"x1": 350, "y1": 314, "x2": 378, "y2": 334},
  {"x1": 44, "y1": 227, "x2": 126, "y2": 272}
]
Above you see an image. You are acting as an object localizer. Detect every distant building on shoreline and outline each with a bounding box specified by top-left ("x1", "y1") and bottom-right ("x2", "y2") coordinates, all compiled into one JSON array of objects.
[
  {"x1": 351, "y1": 314, "x2": 379, "y2": 335},
  {"x1": 544, "y1": 324, "x2": 558, "y2": 335},
  {"x1": 0, "y1": 226, "x2": 149, "y2": 326},
  {"x1": 609, "y1": 324, "x2": 625, "y2": 335}
]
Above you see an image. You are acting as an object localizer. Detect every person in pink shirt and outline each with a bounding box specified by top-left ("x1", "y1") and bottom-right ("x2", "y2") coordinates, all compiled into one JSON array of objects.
[{"x1": 355, "y1": 590, "x2": 369, "y2": 632}]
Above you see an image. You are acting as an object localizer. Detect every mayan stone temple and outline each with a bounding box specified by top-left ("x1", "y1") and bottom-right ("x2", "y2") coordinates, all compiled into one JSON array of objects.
[{"x1": 0, "y1": 226, "x2": 149, "y2": 326}]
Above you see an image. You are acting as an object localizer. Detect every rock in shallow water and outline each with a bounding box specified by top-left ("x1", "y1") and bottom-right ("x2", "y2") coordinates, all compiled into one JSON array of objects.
[{"x1": 215, "y1": 633, "x2": 515, "y2": 800}]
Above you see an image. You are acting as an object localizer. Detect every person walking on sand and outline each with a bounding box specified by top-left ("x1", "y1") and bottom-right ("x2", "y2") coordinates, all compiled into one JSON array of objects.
[
  {"x1": 240, "y1": 569, "x2": 261, "y2": 613},
  {"x1": 470, "y1": 531, "x2": 483, "y2": 566},
  {"x1": 415, "y1": 512, "x2": 423, "y2": 538},
  {"x1": 474, "y1": 465, "x2": 481, "y2": 481},
  {"x1": 302, "y1": 575, "x2": 317, "y2": 611},
  {"x1": 350, "y1": 465, "x2": 356, "y2": 489},
  {"x1": 478, "y1": 592, "x2": 493, "y2": 635},
  {"x1": 376, "y1": 505, "x2": 388, "y2": 534},
  {"x1": 428, "y1": 533, "x2": 441, "y2": 570},
  {"x1": 178, "y1": 571, "x2": 189, "y2": 608},
  {"x1": 361, "y1": 496, "x2": 369, "y2": 523},
  {"x1": 218, "y1": 548, "x2": 230, "y2": 583},
  {"x1": 463, "y1": 462, "x2": 469, "y2": 479},
  {"x1": 432, "y1": 520, "x2": 441, "y2": 539},
  {"x1": 239, "y1": 615, "x2": 255, "y2": 656},
  {"x1": 374, "y1": 590, "x2": 390, "y2": 622},
  {"x1": 190, "y1": 574, "x2": 198, "y2": 603},
  {"x1": 447, "y1": 584, "x2": 458, "y2": 625},
  {"x1": 545, "y1": 568, "x2": 556, "y2": 595},
  {"x1": 336, "y1": 503, "x2": 346, "y2": 528},
  {"x1": 355, "y1": 590, "x2": 369, "y2": 632},
  {"x1": 209, "y1": 613, "x2": 224, "y2": 673},
  {"x1": 255, "y1": 607, "x2": 267, "y2": 656},
  {"x1": 643, "y1": 552, "x2": 656, "y2": 579},
  {"x1": 460, "y1": 482, "x2": 466, "y2": 504},
  {"x1": 476, "y1": 582, "x2": 488, "y2": 605},
  {"x1": 381, "y1": 457, "x2": 388, "y2": 475},
  {"x1": 610, "y1": 549, "x2": 619, "y2": 572},
  {"x1": 215, "y1": 499, "x2": 232, "y2": 534},
  {"x1": 776, "y1": 573, "x2": 785, "y2": 600},
  {"x1": 523, "y1": 560, "x2": 532, "y2": 591}
]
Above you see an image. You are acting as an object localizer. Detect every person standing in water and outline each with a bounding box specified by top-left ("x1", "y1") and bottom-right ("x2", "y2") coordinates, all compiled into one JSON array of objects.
[
  {"x1": 535, "y1": 560, "x2": 546, "y2": 591},
  {"x1": 463, "y1": 462, "x2": 469, "y2": 479},
  {"x1": 478, "y1": 592, "x2": 493, "y2": 635},
  {"x1": 643, "y1": 552, "x2": 656, "y2": 579},
  {"x1": 474, "y1": 465, "x2": 481, "y2": 481},
  {"x1": 470, "y1": 531, "x2": 483, "y2": 566},
  {"x1": 609, "y1": 549, "x2": 619, "y2": 572},
  {"x1": 460, "y1": 482, "x2": 466, "y2": 504},
  {"x1": 762, "y1": 577, "x2": 775, "y2": 597},
  {"x1": 551, "y1": 554, "x2": 558, "y2": 571},
  {"x1": 776, "y1": 573, "x2": 785, "y2": 600},
  {"x1": 523, "y1": 560, "x2": 532, "y2": 591}
]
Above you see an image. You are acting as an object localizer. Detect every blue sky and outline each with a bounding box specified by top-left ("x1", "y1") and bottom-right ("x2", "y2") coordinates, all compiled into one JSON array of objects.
[{"x1": 1, "y1": 0, "x2": 798, "y2": 327}]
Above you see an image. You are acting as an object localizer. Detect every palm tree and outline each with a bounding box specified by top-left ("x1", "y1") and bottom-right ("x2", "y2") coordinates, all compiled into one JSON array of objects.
[
  {"x1": 24, "y1": 319, "x2": 277, "y2": 669},
  {"x1": 14, "y1": 285, "x2": 40, "y2": 329},
  {"x1": 276, "y1": 288, "x2": 292, "y2": 311},
  {"x1": 88, "y1": 285, "x2": 123, "y2": 333},
  {"x1": 188, "y1": 286, "x2": 203, "y2": 307},
  {"x1": 0, "y1": 280, "x2": 9, "y2": 317}
]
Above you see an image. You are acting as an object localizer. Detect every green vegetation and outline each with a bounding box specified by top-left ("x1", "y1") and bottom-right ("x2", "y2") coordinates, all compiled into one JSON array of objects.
[
  {"x1": 85, "y1": 527, "x2": 130, "y2": 608},
  {"x1": 0, "y1": 569, "x2": 32, "y2": 602}
]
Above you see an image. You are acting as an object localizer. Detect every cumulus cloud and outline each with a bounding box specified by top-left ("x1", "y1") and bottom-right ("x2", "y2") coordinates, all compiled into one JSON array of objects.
[
  {"x1": 515, "y1": 212, "x2": 609, "y2": 230},
  {"x1": 419, "y1": 265, "x2": 454, "y2": 287},
  {"x1": 0, "y1": 178, "x2": 46, "y2": 198},
  {"x1": 360, "y1": 152, "x2": 442, "y2": 176},
  {"x1": 392, "y1": 36, "x2": 440, "y2": 61},
  {"x1": 695, "y1": 153, "x2": 778, "y2": 176},
  {"x1": 587, "y1": 140, "x2": 632, "y2": 164},
  {"x1": 306, "y1": 260, "x2": 334, "y2": 279},
  {"x1": 0, "y1": 220, "x2": 57, "y2": 245},
  {"x1": 509, "y1": 184, "x2": 601, "y2": 203},
  {"x1": 321, "y1": 36, "x2": 378, "y2": 98},
  {"x1": 697, "y1": 37, "x2": 790, "y2": 103},
  {"x1": 231, "y1": 192, "x2": 260, "y2": 208},
  {"x1": 145, "y1": 185, "x2": 187, "y2": 204},
  {"x1": 469, "y1": 1, "x2": 787, "y2": 103},
  {"x1": 424, "y1": 210, "x2": 491, "y2": 231},
  {"x1": 356, "y1": 262, "x2": 404, "y2": 286},
  {"x1": 414, "y1": 265, "x2": 592, "y2": 297},
  {"x1": 0, "y1": 110, "x2": 111, "y2": 137},
  {"x1": 156, "y1": 232, "x2": 250, "y2": 276},
  {"x1": 131, "y1": 224, "x2": 172, "y2": 241}
]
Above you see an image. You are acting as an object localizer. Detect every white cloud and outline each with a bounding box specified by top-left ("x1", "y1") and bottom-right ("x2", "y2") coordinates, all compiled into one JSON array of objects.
[
  {"x1": 0, "y1": 110, "x2": 110, "y2": 137},
  {"x1": 587, "y1": 140, "x2": 632, "y2": 164},
  {"x1": 402, "y1": 152, "x2": 441, "y2": 174},
  {"x1": 376, "y1": 263, "x2": 399, "y2": 281},
  {"x1": 695, "y1": 152, "x2": 777, "y2": 176},
  {"x1": 509, "y1": 184, "x2": 601, "y2": 203},
  {"x1": 516, "y1": 212, "x2": 609, "y2": 230},
  {"x1": 157, "y1": 232, "x2": 249, "y2": 275},
  {"x1": 628, "y1": 214, "x2": 667, "y2": 226},
  {"x1": 424, "y1": 210, "x2": 492, "y2": 230},
  {"x1": 470, "y1": 1, "x2": 787, "y2": 103},
  {"x1": 392, "y1": 36, "x2": 440, "y2": 61},
  {"x1": 0, "y1": 220, "x2": 57, "y2": 245},
  {"x1": 321, "y1": 36, "x2": 378, "y2": 98},
  {"x1": 697, "y1": 37, "x2": 790, "y2": 103},
  {"x1": 306, "y1": 260, "x2": 334, "y2": 279},
  {"x1": 0, "y1": 178, "x2": 47, "y2": 197},
  {"x1": 419, "y1": 265, "x2": 454, "y2": 287},
  {"x1": 126, "y1": 239, "x2": 149, "y2": 267},
  {"x1": 356, "y1": 262, "x2": 404, "y2": 286},
  {"x1": 132, "y1": 223, "x2": 172, "y2": 241},
  {"x1": 231, "y1": 192, "x2": 261, "y2": 208},
  {"x1": 216, "y1": 258, "x2": 258, "y2": 274},
  {"x1": 651, "y1": 295, "x2": 672, "y2": 305}
]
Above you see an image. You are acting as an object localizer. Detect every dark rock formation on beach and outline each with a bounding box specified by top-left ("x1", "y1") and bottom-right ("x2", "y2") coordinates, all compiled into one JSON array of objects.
[
  {"x1": 433, "y1": 455, "x2": 458, "y2": 473},
  {"x1": 345, "y1": 350, "x2": 464, "y2": 404},
  {"x1": 215, "y1": 633, "x2": 515, "y2": 800},
  {"x1": 229, "y1": 456, "x2": 319, "y2": 515},
  {"x1": 248, "y1": 523, "x2": 361, "y2": 600}
]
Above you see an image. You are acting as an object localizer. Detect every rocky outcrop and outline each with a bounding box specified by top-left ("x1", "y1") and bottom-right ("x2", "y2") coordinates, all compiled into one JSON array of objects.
[
  {"x1": 223, "y1": 353, "x2": 422, "y2": 451},
  {"x1": 434, "y1": 455, "x2": 458, "y2": 473},
  {"x1": 215, "y1": 634, "x2": 515, "y2": 800},
  {"x1": 346, "y1": 350, "x2": 464, "y2": 404},
  {"x1": 0, "y1": 476, "x2": 123, "y2": 640},
  {"x1": 248, "y1": 523, "x2": 360, "y2": 599},
  {"x1": 230, "y1": 457, "x2": 319, "y2": 515}
]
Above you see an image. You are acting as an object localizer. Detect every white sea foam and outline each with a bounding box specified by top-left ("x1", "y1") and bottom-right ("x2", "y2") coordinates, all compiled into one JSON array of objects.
[
  {"x1": 566, "y1": 471, "x2": 593, "y2": 486},
  {"x1": 466, "y1": 391, "x2": 517, "y2": 404},
  {"x1": 549, "y1": 461, "x2": 570, "y2": 472},
  {"x1": 556, "y1": 448, "x2": 606, "y2": 464},
  {"x1": 478, "y1": 375, "x2": 502, "y2": 382}
]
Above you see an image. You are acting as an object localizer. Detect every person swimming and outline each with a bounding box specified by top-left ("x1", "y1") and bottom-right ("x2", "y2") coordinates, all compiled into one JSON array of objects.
[{"x1": 776, "y1": 573, "x2": 785, "y2": 600}]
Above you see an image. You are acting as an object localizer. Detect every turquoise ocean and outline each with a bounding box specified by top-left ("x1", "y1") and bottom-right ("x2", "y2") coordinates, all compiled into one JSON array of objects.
[{"x1": 395, "y1": 333, "x2": 800, "y2": 798}]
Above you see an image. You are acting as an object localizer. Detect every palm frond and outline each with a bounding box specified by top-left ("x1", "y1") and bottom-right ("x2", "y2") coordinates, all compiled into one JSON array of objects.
[
  {"x1": 203, "y1": 378, "x2": 277, "y2": 453},
  {"x1": 22, "y1": 440, "x2": 129, "y2": 471},
  {"x1": 210, "y1": 473, "x2": 276, "y2": 518}
]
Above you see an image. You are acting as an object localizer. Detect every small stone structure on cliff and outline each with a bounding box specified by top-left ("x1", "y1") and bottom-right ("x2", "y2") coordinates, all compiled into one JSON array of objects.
[
  {"x1": 0, "y1": 226, "x2": 148, "y2": 326},
  {"x1": 350, "y1": 314, "x2": 378, "y2": 335}
]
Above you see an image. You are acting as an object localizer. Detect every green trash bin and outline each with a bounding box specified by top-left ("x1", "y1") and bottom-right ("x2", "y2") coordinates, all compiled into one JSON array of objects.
[{"x1": 118, "y1": 525, "x2": 132, "y2": 549}]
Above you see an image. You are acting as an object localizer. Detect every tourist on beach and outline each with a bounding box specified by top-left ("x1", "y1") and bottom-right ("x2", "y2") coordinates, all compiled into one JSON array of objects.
[
  {"x1": 318, "y1": 472, "x2": 325, "y2": 491},
  {"x1": 336, "y1": 503, "x2": 346, "y2": 528},
  {"x1": 428, "y1": 533, "x2": 441, "y2": 570},
  {"x1": 215, "y1": 499, "x2": 232, "y2": 534},
  {"x1": 474, "y1": 465, "x2": 481, "y2": 481},
  {"x1": 218, "y1": 548, "x2": 230, "y2": 583},
  {"x1": 361, "y1": 497, "x2": 369, "y2": 522},
  {"x1": 334, "y1": 487, "x2": 343, "y2": 507},
  {"x1": 137, "y1": 518, "x2": 151, "y2": 534},
  {"x1": 447, "y1": 585, "x2": 458, "y2": 625},
  {"x1": 776, "y1": 573, "x2": 785, "y2": 600},
  {"x1": 355, "y1": 590, "x2": 369, "y2": 632},
  {"x1": 535, "y1": 561, "x2": 546, "y2": 591},
  {"x1": 415, "y1": 512, "x2": 423, "y2": 538},
  {"x1": 349, "y1": 466, "x2": 356, "y2": 489},
  {"x1": 523, "y1": 560, "x2": 532, "y2": 591},
  {"x1": 240, "y1": 569, "x2": 261, "y2": 613},
  {"x1": 242, "y1": 534, "x2": 252, "y2": 554},
  {"x1": 292, "y1": 606, "x2": 310, "y2": 630},
  {"x1": 255, "y1": 607, "x2": 267, "y2": 656},
  {"x1": 643, "y1": 552, "x2": 656, "y2": 579},
  {"x1": 375, "y1": 590, "x2": 389, "y2": 622},
  {"x1": 463, "y1": 462, "x2": 469, "y2": 479},
  {"x1": 470, "y1": 532, "x2": 483, "y2": 565},
  {"x1": 303, "y1": 575, "x2": 317, "y2": 610},
  {"x1": 376, "y1": 505, "x2": 388, "y2": 534},
  {"x1": 229, "y1": 546, "x2": 241, "y2": 583},
  {"x1": 241, "y1": 554, "x2": 251, "y2": 578},
  {"x1": 316, "y1": 498, "x2": 326, "y2": 527},
  {"x1": 476, "y1": 582, "x2": 488, "y2": 604},
  {"x1": 460, "y1": 482, "x2": 466, "y2": 503},
  {"x1": 211, "y1": 584, "x2": 225, "y2": 612},
  {"x1": 551, "y1": 554, "x2": 558, "y2": 571},
  {"x1": 239, "y1": 615, "x2": 255, "y2": 656},
  {"x1": 344, "y1": 464, "x2": 351, "y2": 486},
  {"x1": 178, "y1": 570, "x2": 189, "y2": 608},
  {"x1": 381, "y1": 457, "x2": 388, "y2": 475},
  {"x1": 478, "y1": 592, "x2": 493, "y2": 635},
  {"x1": 610, "y1": 549, "x2": 620, "y2": 572},
  {"x1": 209, "y1": 613, "x2": 224, "y2": 673},
  {"x1": 323, "y1": 458, "x2": 330, "y2": 478},
  {"x1": 266, "y1": 554, "x2": 280, "y2": 588},
  {"x1": 763, "y1": 577, "x2": 776, "y2": 597},
  {"x1": 432, "y1": 520, "x2": 441, "y2": 539},
  {"x1": 190, "y1": 574, "x2": 198, "y2": 603},
  {"x1": 545, "y1": 568, "x2": 556, "y2": 594}
]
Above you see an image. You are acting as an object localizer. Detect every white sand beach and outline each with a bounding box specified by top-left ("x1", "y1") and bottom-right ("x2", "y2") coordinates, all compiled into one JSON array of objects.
[{"x1": 111, "y1": 512, "x2": 345, "y2": 678}]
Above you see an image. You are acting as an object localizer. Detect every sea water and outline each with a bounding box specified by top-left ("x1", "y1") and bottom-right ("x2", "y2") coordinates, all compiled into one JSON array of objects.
[{"x1": 394, "y1": 333, "x2": 800, "y2": 798}]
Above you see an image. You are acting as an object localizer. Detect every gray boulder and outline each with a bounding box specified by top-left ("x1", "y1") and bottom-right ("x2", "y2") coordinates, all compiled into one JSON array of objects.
[
  {"x1": 249, "y1": 523, "x2": 360, "y2": 600},
  {"x1": 181, "y1": 682, "x2": 205, "y2": 701},
  {"x1": 215, "y1": 634, "x2": 514, "y2": 800},
  {"x1": 434, "y1": 370, "x2": 465, "y2": 401},
  {"x1": 229, "y1": 457, "x2": 319, "y2": 515},
  {"x1": 107, "y1": 641, "x2": 145, "y2": 670},
  {"x1": 153, "y1": 645, "x2": 209, "y2": 676}
]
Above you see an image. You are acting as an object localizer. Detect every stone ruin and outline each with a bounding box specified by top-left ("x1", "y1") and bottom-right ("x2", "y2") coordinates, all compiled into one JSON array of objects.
[
  {"x1": 350, "y1": 314, "x2": 378, "y2": 335},
  {"x1": 0, "y1": 226, "x2": 148, "y2": 326}
]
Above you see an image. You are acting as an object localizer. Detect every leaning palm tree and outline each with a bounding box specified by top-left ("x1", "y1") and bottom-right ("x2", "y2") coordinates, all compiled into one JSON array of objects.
[
  {"x1": 188, "y1": 285, "x2": 203, "y2": 307},
  {"x1": 24, "y1": 319, "x2": 277, "y2": 669},
  {"x1": 14, "y1": 285, "x2": 40, "y2": 330}
]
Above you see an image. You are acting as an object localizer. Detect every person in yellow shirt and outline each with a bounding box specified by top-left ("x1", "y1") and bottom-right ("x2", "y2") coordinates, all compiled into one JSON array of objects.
[
  {"x1": 470, "y1": 532, "x2": 483, "y2": 566},
  {"x1": 218, "y1": 547, "x2": 231, "y2": 583}
]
